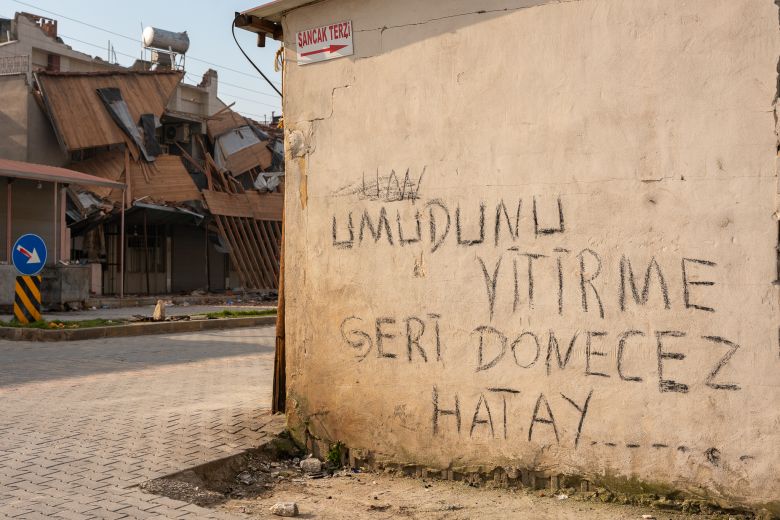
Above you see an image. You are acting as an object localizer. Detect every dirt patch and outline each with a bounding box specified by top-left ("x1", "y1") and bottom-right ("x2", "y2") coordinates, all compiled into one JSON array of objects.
[
  {"x1": 141, "y1": 431, "x2": 763, "y2": 519},
  {"x1": 140, "y1": 432, "x2": 301, "y2": 507},
  {"x1": 219, "y1": 474, "x2": 729, "y2": 520}
]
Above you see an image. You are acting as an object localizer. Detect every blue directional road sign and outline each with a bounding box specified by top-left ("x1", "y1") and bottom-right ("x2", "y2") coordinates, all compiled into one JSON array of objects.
[{"x1": 12, "y1": 234, "x2": 47, "y2": 276}]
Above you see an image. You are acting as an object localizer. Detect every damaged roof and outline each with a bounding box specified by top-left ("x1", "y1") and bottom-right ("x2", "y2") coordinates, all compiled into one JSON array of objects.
[
  {"x1": 36, "y1": 70, "x2": 182, "y2": 152},
  {"x1": 71, "y1": 150, "x2": 201, "y2": 205},
  {"x1": 207, "y1": 109, "x2": 250, "y2": 140},
  {"x1": 0, "y1": 157, "x2": 125, "y2": 189}
]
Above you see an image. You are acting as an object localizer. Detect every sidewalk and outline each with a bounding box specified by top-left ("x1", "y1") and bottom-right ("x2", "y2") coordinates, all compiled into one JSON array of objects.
[
  {"x1": 2, "y1": 303, "x2": 275, "y2": 323},
  {"x1": 0, "y1": 326, "x2": 280, "y2": 519}
]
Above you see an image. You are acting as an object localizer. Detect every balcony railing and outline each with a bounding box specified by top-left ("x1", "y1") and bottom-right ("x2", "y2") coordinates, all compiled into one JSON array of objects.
[{"x1": 0, "y1": 54, "x2": 29, "y2": 76}]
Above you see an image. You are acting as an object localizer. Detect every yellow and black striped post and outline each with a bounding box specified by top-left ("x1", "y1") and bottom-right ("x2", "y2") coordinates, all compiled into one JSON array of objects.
[{"x1": 13, "y1": 275, "x2": 42, "y2": 324}]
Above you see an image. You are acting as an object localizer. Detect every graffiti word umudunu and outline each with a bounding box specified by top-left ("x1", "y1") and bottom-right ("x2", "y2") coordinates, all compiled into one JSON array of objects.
[
  {"x1": 477, "y1": 249, "x2": 717, "y2": 320},
  {"x1": 432, "y1": 385, "x2": 594, "y2": 448},
  {"x1": 471, "y1": 326, "x2": 740, "y2": 394},
  {"x1": 331, "y1": 197, "x2": 565, "y2": 251}
]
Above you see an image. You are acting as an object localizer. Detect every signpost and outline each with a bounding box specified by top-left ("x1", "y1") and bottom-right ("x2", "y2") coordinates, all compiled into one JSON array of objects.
[
  {"x1": 296, "y1": 20, "x2": 353, "y2": 65},
  {"x1": 11, "y1": 234, "x2": 46, "y2": 323}
]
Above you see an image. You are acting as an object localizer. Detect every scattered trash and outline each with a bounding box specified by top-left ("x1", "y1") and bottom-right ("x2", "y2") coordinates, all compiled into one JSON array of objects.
[
  {"x1": 556, "y1": 494, "x2": 569, "y2": 500},
  {"x1": 236, "y1": 471, "x2": 255, "y2": 485},
  {"x1": 270, "y1": 501, "x2": 299, "y2": 517},
  {"x1": 642, "y1": 515, "x2": 656, "y2": 519}
]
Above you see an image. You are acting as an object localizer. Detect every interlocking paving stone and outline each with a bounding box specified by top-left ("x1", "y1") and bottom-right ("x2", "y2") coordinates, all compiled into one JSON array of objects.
[{"x1": 0, "y1": 327, "x2": 279, "y2": 519}]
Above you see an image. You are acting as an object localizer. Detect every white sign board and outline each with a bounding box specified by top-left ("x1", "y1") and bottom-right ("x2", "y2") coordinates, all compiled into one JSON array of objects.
[{"x1": 296, "y1": 20, "x2": 354, "y2": 65}]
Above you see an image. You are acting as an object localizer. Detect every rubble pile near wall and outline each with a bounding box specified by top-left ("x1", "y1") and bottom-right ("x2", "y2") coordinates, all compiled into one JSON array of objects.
[{"x1": 33, "y1": 70, "x2": 283, "y2": 291}]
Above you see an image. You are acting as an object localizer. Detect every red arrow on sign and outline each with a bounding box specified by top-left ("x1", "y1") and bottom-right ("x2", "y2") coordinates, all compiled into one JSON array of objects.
[{"x1": 301, "y1": 44, "x2": 348, "y2": 57}]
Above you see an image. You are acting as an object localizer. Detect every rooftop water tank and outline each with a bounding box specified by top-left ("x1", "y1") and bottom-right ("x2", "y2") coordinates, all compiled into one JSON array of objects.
[{"x1": 142, "y1": 27, "x2": 189, "y2": 54}]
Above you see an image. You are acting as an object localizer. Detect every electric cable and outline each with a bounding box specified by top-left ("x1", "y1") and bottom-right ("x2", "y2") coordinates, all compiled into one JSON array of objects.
[
  {"x1": 231, "y1": 19, "x2": 282, "y2": 98},
  {"x1": 11, "y1": 0, "x2": 282, "y2": 88}
]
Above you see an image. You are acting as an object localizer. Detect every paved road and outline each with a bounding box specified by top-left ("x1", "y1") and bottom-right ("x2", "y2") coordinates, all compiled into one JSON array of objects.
[{"x1": 0, "y1": 327, "x2": 279, "y2": 519}]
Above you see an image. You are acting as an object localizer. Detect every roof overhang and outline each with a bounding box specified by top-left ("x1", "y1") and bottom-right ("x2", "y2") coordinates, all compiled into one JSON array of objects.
[
  {"x1": 0, "y1": 158, "x2": 126, "y2": 189},
  {"x1": 235, "y1": 0, "x2": 321, "y2": 44},
  {"x1": 128, "y1": 202, "x2": 204, "y2": 226}
]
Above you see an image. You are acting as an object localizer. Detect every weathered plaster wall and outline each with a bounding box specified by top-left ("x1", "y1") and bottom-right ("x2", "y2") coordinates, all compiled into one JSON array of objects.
[
  {"x1": 280, "y1": 0, "x2": 780, "y2": 511},
  {"x1": 0, "y1": 74, "x2": 29, "y2": 162},
  {"x1": 0, "y1": 179, "x2": 59, "y2": 265},
  {"x1": 0, "y1": 73, "x2": 66, "y2": 166}
]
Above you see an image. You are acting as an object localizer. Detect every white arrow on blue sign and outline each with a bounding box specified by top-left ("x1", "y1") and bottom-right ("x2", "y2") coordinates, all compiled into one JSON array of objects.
[{"x1": 12, "y1": 234, "x2": 47, "y2": 276}]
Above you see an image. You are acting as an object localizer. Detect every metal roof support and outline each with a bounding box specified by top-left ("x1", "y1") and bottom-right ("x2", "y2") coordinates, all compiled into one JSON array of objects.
[
  {"x1": 59, "y1": 185, "x2": 67, "y2": 262},
  {"x1": 5, "y1": 180, "x2": 12, "y2": 263},
  {"x1": 119, "y1": 188, "x2": 125, "y2": 300},
  {"x1": 53, "y1": 181, "x2": 58, "y2": 265}
]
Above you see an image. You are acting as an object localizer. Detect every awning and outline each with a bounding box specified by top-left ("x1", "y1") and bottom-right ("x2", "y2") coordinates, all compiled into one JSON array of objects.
[
  {"x1": 130, "y1": 202, "x2": 204, "y2": 226},
  {"x1": 240, "y1": 0, "x2": 314, "y2": 22},
  {"x1": 0, "y1": 158, "x2": 126, "y2": 189}
]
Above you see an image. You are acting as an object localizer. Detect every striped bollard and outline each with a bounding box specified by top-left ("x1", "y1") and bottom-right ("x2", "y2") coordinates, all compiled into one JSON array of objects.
[{"x1": 13, "y1": 275, "x2": 42, "y2": 324}]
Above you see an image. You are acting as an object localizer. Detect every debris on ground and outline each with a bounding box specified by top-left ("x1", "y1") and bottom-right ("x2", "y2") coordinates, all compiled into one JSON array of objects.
[
  {"x1": 299, "y1": 457, "x2": 322, "y2": 475},
  {"x1": 140, "y1": 430, "x2": 735, "y2": 520},
  {"x1": 152, "y1": 299, "x2": 166, "y2": 321},
  {"x1": 269, "y1": 501, "x2": 299, "y2": 517},
  {"x1": 236, "y1": 471, "x2": 255, "y2": 486}
]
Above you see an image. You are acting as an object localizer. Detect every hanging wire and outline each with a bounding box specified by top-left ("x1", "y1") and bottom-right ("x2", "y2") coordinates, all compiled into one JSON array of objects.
[{"x1": 231, "y1": 19, "x2": 282, "y2": 98}]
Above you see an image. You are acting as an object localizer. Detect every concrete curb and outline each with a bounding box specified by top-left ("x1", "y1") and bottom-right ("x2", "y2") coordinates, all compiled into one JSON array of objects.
[{"x1": 0, "y1": 315, "x2": 277, "y2": 342}]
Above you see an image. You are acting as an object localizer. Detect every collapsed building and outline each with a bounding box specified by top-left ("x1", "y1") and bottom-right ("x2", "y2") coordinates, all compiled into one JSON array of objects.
[{"x1": 0, "y1": 11, "x2": 282, "y2": 300}]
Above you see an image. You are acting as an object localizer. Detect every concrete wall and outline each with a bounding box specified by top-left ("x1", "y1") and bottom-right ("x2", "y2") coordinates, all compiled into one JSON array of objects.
[
  {"x1": 279, "y1": 0, "x2": 780, "y2": 512},
  {"x1": 0, "y1": 73, "x2": 66, "y2": 166},
  {"x1": 0, "y1": 14, "x2": 114, "y2": 166},
  {"x1": 168, "y1": 72, "x2": 223, "y2": 120},
  {"x1": 26, "y1": 92, "x2": 66, "y2": 166},
  {"x1": 0, "y1": 15, "x2": 116, "y2": 85},
  {"x1": 0, "y1": 75, "x2": 29, "y2": 162},
  {"x1": 0, "y1": 179, "x2": 60, "y2": 265},
  {"x1": 0, "y1": 264, "x2": 89, "y2": 307},
  {"x1": 40, "y1": 265, "x2": 90, "y2": 308}
]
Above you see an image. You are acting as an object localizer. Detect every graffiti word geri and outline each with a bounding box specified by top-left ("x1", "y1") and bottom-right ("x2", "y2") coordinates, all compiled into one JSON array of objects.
[{"x1": 340, "y1": 316, "x2": 741, "y2": 394}]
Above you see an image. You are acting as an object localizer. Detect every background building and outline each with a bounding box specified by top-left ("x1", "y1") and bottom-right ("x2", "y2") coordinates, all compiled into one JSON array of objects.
[{"x1": 0, "y1": 11, "x2": 283, "y2": 304}]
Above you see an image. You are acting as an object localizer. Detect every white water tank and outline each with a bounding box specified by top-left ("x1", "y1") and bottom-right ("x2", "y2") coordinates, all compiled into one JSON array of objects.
[{"x1": 142, "y1": 27, "x2": 190, "y2": 54}]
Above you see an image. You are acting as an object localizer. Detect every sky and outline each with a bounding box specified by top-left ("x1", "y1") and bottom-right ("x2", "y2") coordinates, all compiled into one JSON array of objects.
[{"x1": 0, "y1": 0, "x2": 283, "y2": 121}]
